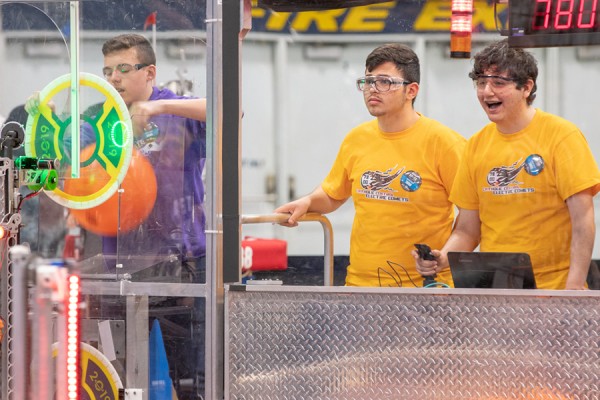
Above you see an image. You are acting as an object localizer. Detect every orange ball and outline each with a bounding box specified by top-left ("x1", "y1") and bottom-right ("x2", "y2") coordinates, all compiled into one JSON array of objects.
[{"x1": 65, "y1": 146, "x2": 157, "y2": 236}]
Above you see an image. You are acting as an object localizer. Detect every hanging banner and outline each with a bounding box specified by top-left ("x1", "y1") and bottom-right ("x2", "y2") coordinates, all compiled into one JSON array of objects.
[{"x1": 251, "y1": 0, "x2": 508, "y2": 34}]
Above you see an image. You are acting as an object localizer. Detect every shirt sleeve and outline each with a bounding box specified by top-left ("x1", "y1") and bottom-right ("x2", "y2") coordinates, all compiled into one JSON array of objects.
[
  {"x1": 321, "y1": 139, "x2": 352, "y2": 201},
  {"x1": 554, "y1": 129, "x2": 600, "y2": 200}
]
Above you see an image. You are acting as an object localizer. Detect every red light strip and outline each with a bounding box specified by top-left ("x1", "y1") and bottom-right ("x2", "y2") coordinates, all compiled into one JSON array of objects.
[
  {"x1": 451, "y1": 0, "x2": 473, "y2": 33},
  {"x1": 452, "y1": 0, "x2": 473, "y2": 13},
  {"x1": 67, "y1": 275, "x2": 80, "y2": 400},
  {"x1": 451, "y1": 15, "x2": 473, "y2": 32}
]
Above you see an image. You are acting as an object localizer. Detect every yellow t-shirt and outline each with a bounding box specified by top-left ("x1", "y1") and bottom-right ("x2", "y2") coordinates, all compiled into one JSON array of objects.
[
  {"x1": 322, "y1": 115, "x2": 466, "y2": 287},
  {"x1": 450, "y1": 109, "x2": 600, "y2": 289}
]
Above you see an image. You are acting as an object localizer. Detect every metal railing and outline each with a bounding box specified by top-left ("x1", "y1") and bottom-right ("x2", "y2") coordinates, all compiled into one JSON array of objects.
[{"x1": 241, "y1": 213, "x2": 334, "y2": 286}]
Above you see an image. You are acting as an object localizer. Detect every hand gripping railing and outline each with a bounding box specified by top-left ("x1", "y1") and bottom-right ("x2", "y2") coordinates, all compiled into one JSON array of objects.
[{"x1": 240, "y1": 213, "x2": 334, "y2": 286}]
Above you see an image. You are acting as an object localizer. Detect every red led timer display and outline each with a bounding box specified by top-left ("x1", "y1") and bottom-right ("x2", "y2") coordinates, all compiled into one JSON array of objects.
[{"x1": 509, "y1": 0, "x2": 600, "y2": 47}]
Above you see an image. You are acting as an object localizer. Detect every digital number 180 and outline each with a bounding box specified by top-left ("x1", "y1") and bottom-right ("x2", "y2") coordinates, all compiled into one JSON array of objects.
[{"x1": 533, "y1": 0, "x2": 598, "y2": 30}]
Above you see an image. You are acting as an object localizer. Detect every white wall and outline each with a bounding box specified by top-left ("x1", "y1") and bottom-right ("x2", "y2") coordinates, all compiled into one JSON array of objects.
[{"x1": 240, "y1": 34, "x2": 600, "y2": 257}]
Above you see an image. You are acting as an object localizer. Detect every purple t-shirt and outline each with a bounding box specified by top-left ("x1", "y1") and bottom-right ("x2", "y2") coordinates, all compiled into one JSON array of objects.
[{"x1": 103, "y1": 87, "x2": 206, "y2": 265}]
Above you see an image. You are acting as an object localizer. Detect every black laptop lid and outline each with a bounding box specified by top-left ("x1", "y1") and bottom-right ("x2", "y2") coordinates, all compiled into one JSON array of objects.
[{"x1": 448, "y1": 252, "x2": 537, "y2": 289}]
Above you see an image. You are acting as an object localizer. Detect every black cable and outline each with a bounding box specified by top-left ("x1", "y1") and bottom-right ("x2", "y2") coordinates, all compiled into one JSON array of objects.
[
  {"x1": 387, "y1": 260, "x2": 420, "y2": 288},
  {"x1": 376, "y1": 261, "x2": 422, "y2": 288},
  {"x1": 378, "y1": 266, "x2": 403, "y2": 288}
]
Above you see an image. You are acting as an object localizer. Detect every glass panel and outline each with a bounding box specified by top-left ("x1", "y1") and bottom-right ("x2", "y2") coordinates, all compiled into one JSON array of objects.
[
  {"x1": 2, "y1": 1, "x2": 207, "y2": 282},
  {"x1": 1, "y1": 1, "x2": 208, "y2": 398}
]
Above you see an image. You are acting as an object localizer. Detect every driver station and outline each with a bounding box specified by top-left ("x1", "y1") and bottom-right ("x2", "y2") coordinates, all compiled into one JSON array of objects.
[{"x1": 0, "y1": 1, "x2": 600, "y2": 399}]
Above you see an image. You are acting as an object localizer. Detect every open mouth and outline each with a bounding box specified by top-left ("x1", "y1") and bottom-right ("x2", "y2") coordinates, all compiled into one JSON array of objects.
[{"x1": 486, "y1": 101, "x2": 502, "y2": 110}]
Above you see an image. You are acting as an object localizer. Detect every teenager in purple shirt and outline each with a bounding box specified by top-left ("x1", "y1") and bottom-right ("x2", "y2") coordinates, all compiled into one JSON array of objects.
[
  {"x1": 101, "y1": 33, "x2": 207, "y2": 396},
  {"x1": 100, "y1": 34, "x2": 206, "y2": 271}
]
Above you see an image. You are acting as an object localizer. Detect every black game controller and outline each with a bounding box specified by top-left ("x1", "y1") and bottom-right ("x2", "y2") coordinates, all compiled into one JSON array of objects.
[
  {"x1": 414, "y1": 243, "x2": 436, "y2": 261},
  {"x1": 414, "y1": 243, "x2": 437, "y2": 286}
]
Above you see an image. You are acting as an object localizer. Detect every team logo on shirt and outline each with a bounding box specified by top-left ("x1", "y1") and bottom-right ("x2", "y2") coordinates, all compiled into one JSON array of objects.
[
  {"x1": 487, "y1": 159, "x2": 525, "y2": 187},
  {"x1": 136, "y1": 122, "x2": 163, "y2": 155},
  {"x1": 400, "y1": 170, "x2": 422, "y2": 192},
  {"x1": 360, "y1": 166, "x2": 404, "y2": 191},
  {"x1": 484, "y1": 154, "x2": 544, "y2": 195},
  {"x1": 523, "y1": 154, "x2": 544, "y2": 176},
  {"x1": 358, "y1": 166, "x2": 409, "y2": 202}
]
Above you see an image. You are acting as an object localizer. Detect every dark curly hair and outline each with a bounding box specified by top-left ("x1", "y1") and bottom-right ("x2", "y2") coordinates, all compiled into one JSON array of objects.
[{"x1": 468, "y1": 39, "x2": 538, "y2": 105}]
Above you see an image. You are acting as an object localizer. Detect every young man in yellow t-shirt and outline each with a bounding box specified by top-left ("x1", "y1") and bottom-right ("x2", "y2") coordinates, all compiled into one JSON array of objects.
[
  {"x1": 275, "y1": 43, "x2": 466, "y2": 287},
  {"x1": 415, "y1": 39, "x2": 600, "y2": 290}
]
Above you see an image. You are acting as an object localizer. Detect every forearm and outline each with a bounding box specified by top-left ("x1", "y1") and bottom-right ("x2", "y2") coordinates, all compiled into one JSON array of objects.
[
  {"x1": 274, "y1": 185, "x2": 346, "y2": 227},
  {"x1": 306, "y1": 186, "x2": 346, "y2": 214},
  {"x1": 566, "y1": 217, "x2": 595, "y2": 289},
  {"x1": 153, "y1": 98, "x2": 206, "y2": 121},
  {"x1": 565, "y1": 189, "x2": 596, "y2": 289},
  {"x1": 437, "y1": 231, "x2": 479, "y2": 270},
  {"x1": 438, "y1": 208, "x2": 481, "y2": 269},
  {"x1": 441, "y1": 231, "x2": 479, "y2": 254}
]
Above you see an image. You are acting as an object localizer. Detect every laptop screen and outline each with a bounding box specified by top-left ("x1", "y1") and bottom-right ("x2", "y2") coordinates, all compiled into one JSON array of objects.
[{"x1": 448, "y1": 252, "x2": 537, "y2": 289}]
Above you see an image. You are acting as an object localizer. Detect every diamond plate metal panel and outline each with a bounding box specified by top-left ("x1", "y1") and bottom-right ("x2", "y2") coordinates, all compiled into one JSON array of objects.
[{"x1": 226, "y1": 289, "x2": 600, "y2": 399}]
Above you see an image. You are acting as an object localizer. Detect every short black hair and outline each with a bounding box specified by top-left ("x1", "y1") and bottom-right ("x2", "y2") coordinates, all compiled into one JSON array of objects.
[
  {"x1": 365, "y1": 43, "x2": 420, "y2": 84},
  {"x1": 469, "y1": 39, "x2": 538, "y2": 105}
]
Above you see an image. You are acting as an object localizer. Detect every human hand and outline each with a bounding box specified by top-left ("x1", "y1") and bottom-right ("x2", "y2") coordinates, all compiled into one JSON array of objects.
[
  {"x1": 274, "y1": 198, "x2": 310, "y2": 227},
  {"x1": 24, "y1": 91, "x2": 55, "y2": 117},
  {"x1": 412, "y1": 248, "x2": 445, "y2": 277},
  {"x1": 129, "y1": 101, "x2": 160, "y2": 137}
]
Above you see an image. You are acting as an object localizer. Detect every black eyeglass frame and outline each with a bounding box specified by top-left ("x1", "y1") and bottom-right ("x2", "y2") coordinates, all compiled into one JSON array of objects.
[{"x1": 356, "y1": 75, "x2": 412, "y2": 92}]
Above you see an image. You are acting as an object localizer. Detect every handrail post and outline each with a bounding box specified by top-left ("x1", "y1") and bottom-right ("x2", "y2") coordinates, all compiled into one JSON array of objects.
[{"x1": 240, "y1": 213, "x2": 334, "y2": 286}]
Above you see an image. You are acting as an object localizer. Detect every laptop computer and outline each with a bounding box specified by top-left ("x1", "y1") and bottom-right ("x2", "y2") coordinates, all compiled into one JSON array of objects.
[{"x1": 448, "y1": 251, "x2": 537, "y2": 289}]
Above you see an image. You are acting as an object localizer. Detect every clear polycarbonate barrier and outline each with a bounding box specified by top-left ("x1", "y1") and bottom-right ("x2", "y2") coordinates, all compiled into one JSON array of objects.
[
  {"x1": 0, "y1": 1, "x2": 209, "y2": 399},
  {"x1": 0, "y1": 1, "x2": 207, "y2": 284}
]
